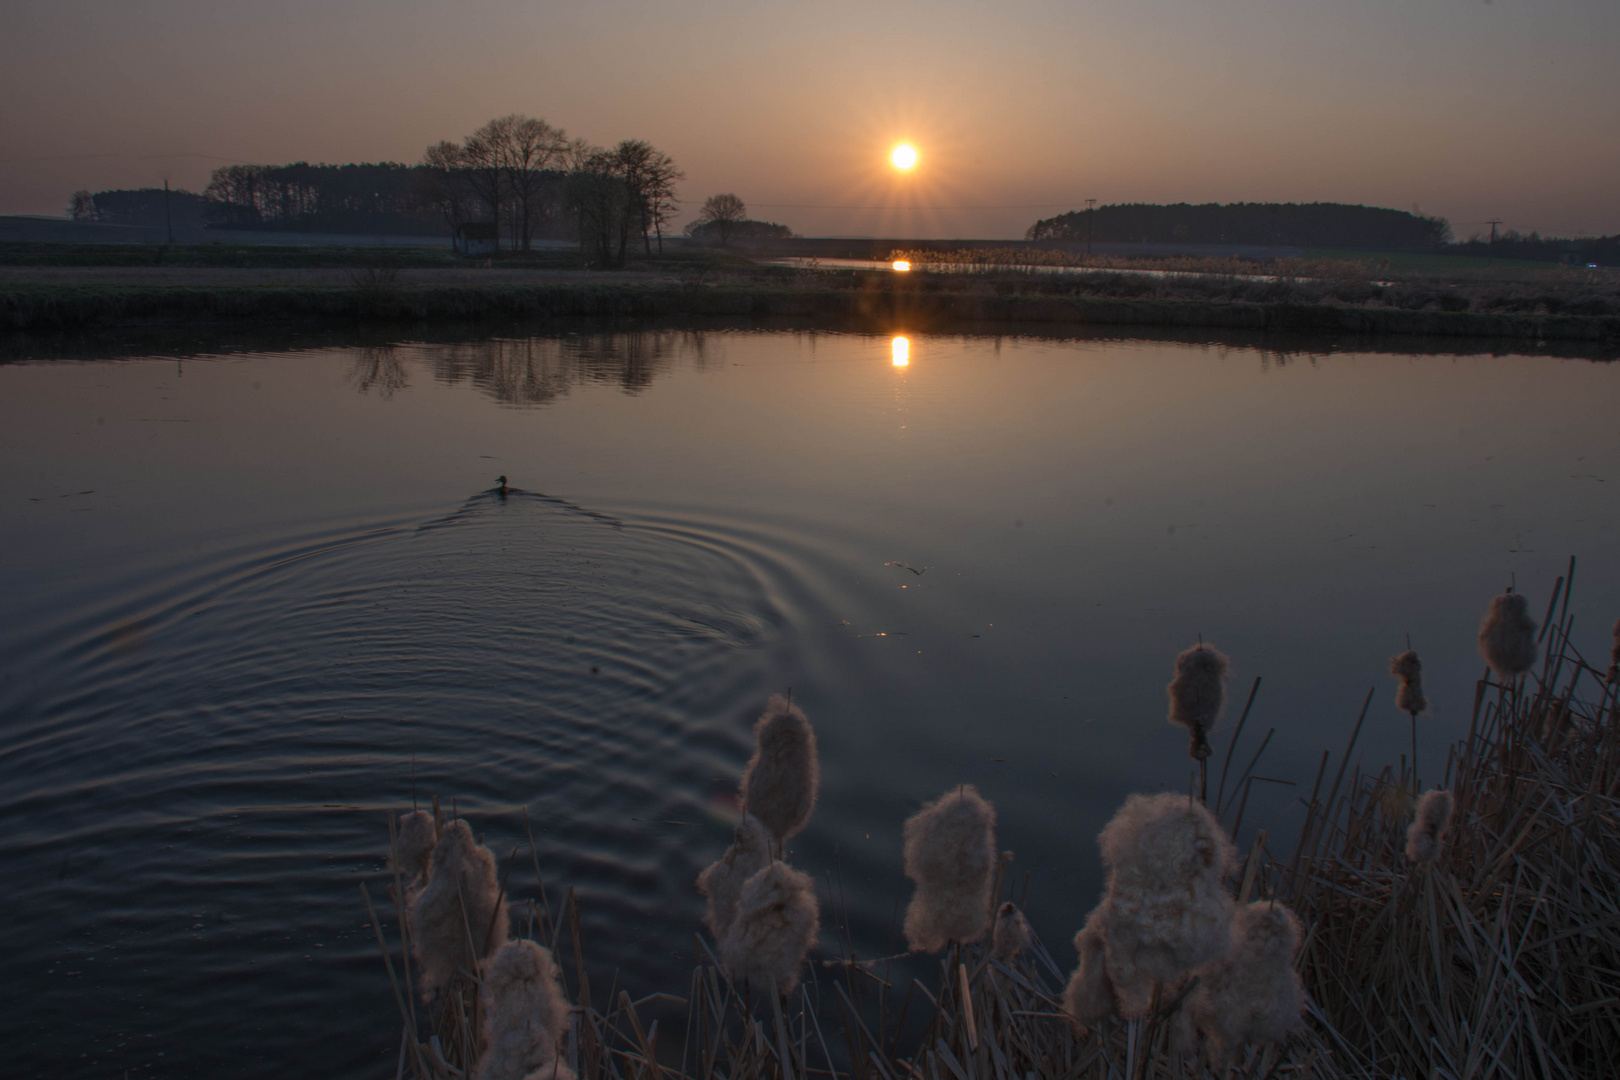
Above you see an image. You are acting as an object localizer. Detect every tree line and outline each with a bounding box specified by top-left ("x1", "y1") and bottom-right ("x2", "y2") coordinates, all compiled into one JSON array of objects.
[
  {"x1": 1446, "y1": 231, "x2": 1619, "y2": 267},
  {"x1": 67, "y1": 114, "x2": 759, "y2": 266},
  {"x1": 1027, "y1": 202, "x2": 1454, "y2": 251}
]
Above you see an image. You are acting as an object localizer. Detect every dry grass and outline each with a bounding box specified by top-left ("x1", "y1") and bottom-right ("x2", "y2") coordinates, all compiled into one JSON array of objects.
[
  {"x1": 368, "y1": 565, "x2": 1617, "y2": 1080},
  {"x1": 881, "y1": 248, "x2": 1620, "y2": 319},
  {"x1": 1270, "y1": 561, "x2": 1620, "y2": 1079}
]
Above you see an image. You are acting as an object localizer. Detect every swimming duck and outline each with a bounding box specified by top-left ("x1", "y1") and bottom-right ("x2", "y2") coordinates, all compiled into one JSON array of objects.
[{"x1": 495, "y1": 475, "x2": 508, "y2": 496}]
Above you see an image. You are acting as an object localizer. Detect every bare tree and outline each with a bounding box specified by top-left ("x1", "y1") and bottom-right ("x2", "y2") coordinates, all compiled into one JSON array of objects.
[
  {"x1": 422, "y1": 115, "x2": 570, "y2": 252},
  {"x1": 693, "y1": 193, "x2": 747, "y2": 247},
  {"x1": 419, "y1": 140, "x2": 477, "y2": 229},
  {"x1": 609, "y1": 140, "x2": 684, "y2": 256},
  {"x1": 501, "y1": 117, "x2": 569, "y2": 251},
  {"x1": 566, "y1": 145, "x2": 634, "y2": 268},
  {"x1": 643, "y1": 155, "x2": 683, "y2": 254},
  {"x1": 69, "y1": 190, "x2": 94, "y2": 221},
  {"x1": 459, "y1": 117, "x2": 511, "y2": 251}
]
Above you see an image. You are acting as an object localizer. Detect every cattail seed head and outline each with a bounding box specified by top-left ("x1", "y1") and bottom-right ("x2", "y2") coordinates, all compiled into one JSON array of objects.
[
  {"x1": 1478, "y1": 592, "x2": 1538, "y2": 679},
  {"x1": 408, "y1": 819, "x2": 510, "y2": 1000},
  {"x1": 392, "y1": 809, "x2": 437, "y2": 886},
  {"x1": 902, "y1": 785, "x2": 998, "y2": 953},
  {"x1": 1405, "y1": 789, "x2": 1454, "y2": 864},
  {"x1": 1094, "y1": 792, "x2": 1236, "y2": 1018},
  {"x1": 1389, "y1": 650, "x2": 1428, "y2": 716},
  {"x1": 718, "y1": 861, "x2": 820, "y2": 994},
  {"x1": 739, "y1": 695, "x2": 820, "y2": 843},
  {"x1": 1168, "y1": 644, "x2": 1230, "y2": 760},
  {"x1": 1188, "y1": 901, "x2": 1305, "y2": 1063},
  {"x1": 1608, "y1": 617, "x2": 1619, "y2": 677},
  {"x1": 696, "y1": 814, "x2": 772, "y2": 939},
  {"x1": 1062, "y1": 908, "x2": 1116, "y2": 1028},
  {"x1": 991, "y1": 902, "x2": 1033, "y2": 964},
  {"x1": 475, "y1": 939, "x2": 575, "y2": 1080}
]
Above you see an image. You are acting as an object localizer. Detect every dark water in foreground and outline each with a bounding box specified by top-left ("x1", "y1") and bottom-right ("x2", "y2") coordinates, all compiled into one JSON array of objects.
[{"x1": 2, "y1": 328, "x2": 1617, "y2": 1077}]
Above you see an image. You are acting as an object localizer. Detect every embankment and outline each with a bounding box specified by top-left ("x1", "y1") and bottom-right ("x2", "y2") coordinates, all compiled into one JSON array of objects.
[{"x1": 5, "y1": 281, "x2": 1619, "y2": 345}]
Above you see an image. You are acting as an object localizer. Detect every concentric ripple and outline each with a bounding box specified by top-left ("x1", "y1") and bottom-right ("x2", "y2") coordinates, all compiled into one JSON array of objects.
[{"x1": 1, "y1": 488, "x2": 794, "y2": 1078}]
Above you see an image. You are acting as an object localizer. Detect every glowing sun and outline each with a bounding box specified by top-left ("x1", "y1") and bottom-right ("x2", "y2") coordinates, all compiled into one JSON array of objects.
[
  {"x1": 890, "y1": 143, "x2": 919, "y2": 171},
  {"x1": 892, "y1": 336, "x2": 911, "y2": 366}
]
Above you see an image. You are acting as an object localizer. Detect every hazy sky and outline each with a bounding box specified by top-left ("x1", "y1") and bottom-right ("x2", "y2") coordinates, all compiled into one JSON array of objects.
[{"x1": 3, "y1": 0, "x2": 1616, "y2": 238}]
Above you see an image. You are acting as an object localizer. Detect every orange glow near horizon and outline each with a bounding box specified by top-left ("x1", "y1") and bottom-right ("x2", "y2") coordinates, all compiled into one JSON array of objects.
[
  {"x1": 893, "y1": 260, "x2": 911, "y2": 271},
  {"x1": 890, "y1": 143, "x2": 919, "y2": 171},
  {"x1": 891, "y1": 336, "x2": 911, "y2": 366}
]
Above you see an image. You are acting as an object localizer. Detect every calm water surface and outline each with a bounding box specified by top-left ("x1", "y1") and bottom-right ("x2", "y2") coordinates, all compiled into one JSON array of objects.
[{"x1": 2, "y1": 328, "x2": 1617, "y2": 1077}]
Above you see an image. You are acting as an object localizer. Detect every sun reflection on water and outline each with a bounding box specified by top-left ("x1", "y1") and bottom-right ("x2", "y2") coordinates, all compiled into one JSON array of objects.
[{"x1": 891, "y1": 336, "x2": 911, "y2": 366}]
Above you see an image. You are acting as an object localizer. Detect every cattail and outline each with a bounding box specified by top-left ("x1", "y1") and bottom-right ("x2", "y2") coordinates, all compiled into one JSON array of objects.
[
  {"x1": 1187, "y1": 901, "x2": 1305, "y2": 1063},
  {"x1": 475, "y1": 939, "x2": 575, "y2": 1080},
  {"x1": 1093, "y1": 792, "x2": 1236, "y2": 1018},
  {"x1": 1062, "y1": 909, "x2": 1116, "y2": 1027},
  {"x1": 391, "y1": 809, "x2": 437, "y2": 889},
  {"x1": 739, "y1": 695, "x2": 820, "y2": 843},
  {"x1": 1478, "y1": 592, "x2": 1538, "y2": 679},
  {"x1": 901, "y1": 785, "x2": 997, "y2": 953},
  {"x1": 719, "y1": 861, "x2": 819, "y2": 993},
  {"x1": 696, "y1": 814, "x2": 771, "y2": 938},
  {"x1": 1608, "y1": 617, "x2": 1619, "y2": 680},
  {"x1": 1405, "y1": 789, "x2": 1454, "y2": 864},
  {"x1": 991, "y1": 901, "x2": 1033, "y2": 964},
  {"x1": 1389, "y1": 650, "x2": 1428, "y2": 716},
  {"x1": 408, "y1": 819, "x2": 510, "y2": 999},
  {"x1": 1168, "y1": 644, "x2": 1229, "y2": 760}
]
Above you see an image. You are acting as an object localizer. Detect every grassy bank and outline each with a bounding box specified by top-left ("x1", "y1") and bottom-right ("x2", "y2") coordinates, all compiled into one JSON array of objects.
[{"x1": 5, "y1": 278, "x2": 1620, "y2": 346}]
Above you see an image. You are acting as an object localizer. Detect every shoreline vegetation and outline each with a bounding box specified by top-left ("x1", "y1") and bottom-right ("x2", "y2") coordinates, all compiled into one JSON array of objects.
[
  {"x1": 370, "y1": 566, "x2": 1620, "y2": 1080},
  {"x1": 3, "y1": 242, "x2": 1618, "y2": 346}
]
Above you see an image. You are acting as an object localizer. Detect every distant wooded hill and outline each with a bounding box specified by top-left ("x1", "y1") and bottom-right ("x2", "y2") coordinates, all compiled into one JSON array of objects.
[{"x1": 1027, "y1": 202, "x2": 1452, "y2": 251}]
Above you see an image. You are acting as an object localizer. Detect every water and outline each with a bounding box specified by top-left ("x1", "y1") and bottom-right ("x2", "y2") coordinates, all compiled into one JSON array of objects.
[{"x1": 2, "y1": 327, "x2": 1617, "y2": 1077}]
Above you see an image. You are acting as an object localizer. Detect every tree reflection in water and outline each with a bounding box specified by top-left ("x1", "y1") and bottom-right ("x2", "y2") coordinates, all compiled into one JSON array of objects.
[
  {"x1": 425, "y1": 330, "x2": 706, "y2": 405},
  {"x1": 347, "y1": 345, "x2": 409, "y2": 398}
]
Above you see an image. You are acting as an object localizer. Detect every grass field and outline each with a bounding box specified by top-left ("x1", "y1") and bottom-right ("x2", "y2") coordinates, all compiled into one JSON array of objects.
[{"x1": 1300, "y1": 247, "x2": 1581, "y2": 280}]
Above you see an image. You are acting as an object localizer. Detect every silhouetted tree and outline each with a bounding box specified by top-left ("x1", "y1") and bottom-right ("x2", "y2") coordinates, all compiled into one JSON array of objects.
[
  {"x1": 86, "y1": 187, "x2": 208, "y2": 228},
  {"x1": 69, "y1": 190, "x2": 94, "y2": 221},
  {"x1": 693, "y1": 193, "x2": 747, "y2": 246},
  {"x1": 205, "y1": 164, "x2": 271, "y2": 226},
  {"x1": 686, "y1": 218, "x2": 793, "y2": 243},
  {"x1": 609, "y1": 140, "x2": 684, "y2": 255},
  {"x1": 567, "y1": 148, "x2": 634, "y2": 268},
  {"x1": 1025, "y1": 202, "x2": 1452, "y2": 251},
  {"x1": 499, "y1": 116, "x2": 569, "y2": 250},
  {"x1": 420, "y1": 140, "x2": 478, "y2": 231},
  {"x1": 418, "y1": 116, "x2": 572, "y2": 250},
  {"x1": 460, "y1": 119, "x2": 511, "y2": 251}
]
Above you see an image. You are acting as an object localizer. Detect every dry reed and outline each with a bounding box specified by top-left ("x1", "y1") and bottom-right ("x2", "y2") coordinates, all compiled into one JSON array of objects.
[{"x1": 368, "y1": 570, "x2": 1616, "y2": 1080}]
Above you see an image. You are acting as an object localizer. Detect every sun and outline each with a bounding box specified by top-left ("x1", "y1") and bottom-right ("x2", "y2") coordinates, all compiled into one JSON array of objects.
[{"x1": 889, "y1": 143, "x2": 919, "y2": 171}]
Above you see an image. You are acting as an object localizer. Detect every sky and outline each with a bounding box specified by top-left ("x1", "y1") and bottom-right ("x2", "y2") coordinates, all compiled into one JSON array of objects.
[{"x1": 2, "y1": 0, "x2": 1616, "y2": 239}]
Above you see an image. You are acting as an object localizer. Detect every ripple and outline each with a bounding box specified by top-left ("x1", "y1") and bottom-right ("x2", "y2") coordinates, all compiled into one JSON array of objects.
[{"x1": 0, "y1": 488, "x2": 802, "y2": 1077}]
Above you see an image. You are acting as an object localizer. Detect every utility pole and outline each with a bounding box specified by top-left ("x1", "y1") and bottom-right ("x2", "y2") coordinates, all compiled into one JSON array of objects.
[
  {"x1": 1485, "y1": 219, "x2": 1503, "y2": 264},
  {"x1": 164, "y1": 179, "x2": 174, "y2": 245},
  {"x1": 1085, "y1": 198, "x2": 1097, "y2": 259}
]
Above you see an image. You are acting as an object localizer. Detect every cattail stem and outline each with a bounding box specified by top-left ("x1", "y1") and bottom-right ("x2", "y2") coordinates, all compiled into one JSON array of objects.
[{"x1": 1409, "y1": 711, "x2": 1420, "y2": 789}]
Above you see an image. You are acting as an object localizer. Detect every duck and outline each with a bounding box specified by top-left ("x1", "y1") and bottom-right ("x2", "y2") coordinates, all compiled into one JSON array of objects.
[{"x1": 495, "y1": 475, "x2": 509, "y2": 496}]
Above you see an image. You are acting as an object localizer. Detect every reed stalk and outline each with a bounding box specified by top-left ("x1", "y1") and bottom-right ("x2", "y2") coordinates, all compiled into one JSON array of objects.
[{"x1": 369, "y1": 575, "x2": 1615, "y2": 1080}]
